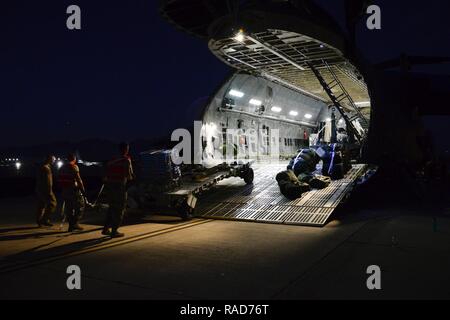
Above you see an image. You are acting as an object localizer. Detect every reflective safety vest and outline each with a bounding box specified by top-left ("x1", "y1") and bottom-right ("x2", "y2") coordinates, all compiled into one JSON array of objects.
[
  {"x1": 58, "y1": 163, "x2": 78, "y2": 189},
  {"x1": 105, "y1": 156, "x2": 130, "y2": 183}
]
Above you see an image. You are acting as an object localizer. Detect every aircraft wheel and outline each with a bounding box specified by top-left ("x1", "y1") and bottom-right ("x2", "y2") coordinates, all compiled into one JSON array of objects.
[
  {"x1": 177, "y1": 200, "x2": 194, "y2": 220},
  {"x1": 243, "y1": 168, "x2": 254, "y2": 185}
]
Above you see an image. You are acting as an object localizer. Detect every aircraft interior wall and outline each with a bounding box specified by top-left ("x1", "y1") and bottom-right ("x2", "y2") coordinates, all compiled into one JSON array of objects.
[{"x1": 198, "y1": 72, "x2": 331, "y2": 165}]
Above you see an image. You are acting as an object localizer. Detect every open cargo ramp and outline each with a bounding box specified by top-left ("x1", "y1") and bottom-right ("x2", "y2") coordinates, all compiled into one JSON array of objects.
[{"x1": 196, "y1": 162, "x2": 368, "y2": 226}]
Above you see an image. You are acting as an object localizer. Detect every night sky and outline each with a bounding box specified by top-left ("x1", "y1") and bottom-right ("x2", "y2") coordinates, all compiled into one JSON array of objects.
[{"x1": 1, "y1": 0, "x2": 450, "y2": 148}]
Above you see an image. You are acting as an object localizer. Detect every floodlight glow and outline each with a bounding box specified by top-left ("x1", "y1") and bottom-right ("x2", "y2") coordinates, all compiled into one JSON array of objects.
[
  {"x1": 249, "y1": 99, "x2": 262, "y2": 106},
  {"x1": 338, "y1": 119, "x2": 345, "y2": 124},
  {"x1": 234, "y1": 30, "x2": 245, "y2": 42},
  {"x1": 229, "y1": 89, "x2": 244, "y2": 98},
  {"x1": 289, "y1": 111, "x2": 298, "y2": 116},
  {"x1": 57, "y1": 160, "x2": 63, "y2": 169},
  {"x1": 271, "y1": 106, "x2": 282, "y2": 113},
  {"x1": 304, "y1": 113, "x2": 312, "y2": 119},
  {"x1": 15, "y1": 162, "x2": 21, "y2": 170},
  {"x1": 326, "y1": 118, "x2": 332, "y2": 122}
]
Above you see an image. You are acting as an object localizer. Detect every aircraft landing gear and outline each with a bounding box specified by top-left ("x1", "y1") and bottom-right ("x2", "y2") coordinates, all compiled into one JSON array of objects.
[
  {"x1": 174, "y1": 195, "x2": 196, "y2": 220},
  {"x1": 242, "y1": 167, "x2": 254, "y2": 185}
]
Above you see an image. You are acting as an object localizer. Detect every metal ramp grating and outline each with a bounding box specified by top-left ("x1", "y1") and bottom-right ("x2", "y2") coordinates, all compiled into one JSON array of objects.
[{"x1": 196, "y1": 162, "x2": 368, "y2": 226}]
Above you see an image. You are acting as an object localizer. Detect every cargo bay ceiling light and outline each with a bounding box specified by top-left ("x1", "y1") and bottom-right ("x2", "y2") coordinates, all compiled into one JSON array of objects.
[
  {"x1": 229, "y1": 89, "x2": 244, "y2": 98},
  {"x1": 304, "y1": 113, "x2": 312, "y2": 119},
  {"x1": 289, "y1": 110, "x2": 298, "y2": 116},
  {"x1": 234, "y1": 29, "x2": 245, "y2": 42},
  {"x1": 249, "y1": 99, "x2": 262, "y2": 106},
  {"x1": 355, "y1": 101, "x2": 371, "y2": 107},
  {"x1": 271, "y1": 106, "x2": 282, "y2": 113}
]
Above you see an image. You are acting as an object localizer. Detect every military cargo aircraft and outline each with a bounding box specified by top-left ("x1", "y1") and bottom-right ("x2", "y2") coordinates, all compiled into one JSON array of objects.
[{"x1": 145, "y1": 0, "x2": 449, "y2": 226}]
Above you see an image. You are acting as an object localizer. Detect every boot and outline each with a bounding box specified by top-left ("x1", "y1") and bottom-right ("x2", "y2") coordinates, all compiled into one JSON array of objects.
[
  {"x1": 110, "y1": 229, "x2": 124, "y2": 238},
  {"x1": 36, "y1": 210, "x2": 44, "y2": 227},
  {"x1": 41, "y1": 220, "x2": 53, "y2": 227},
  {"x1": 72, "y1": 224, "x2": 84, "y2": 231},
  {"x1": 101, "y1": 227, "x2": 111, "y2": 236}
]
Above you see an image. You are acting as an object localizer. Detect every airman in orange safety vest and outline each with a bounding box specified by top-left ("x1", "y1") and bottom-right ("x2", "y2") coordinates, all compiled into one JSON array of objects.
[
  {"x1": 58, "y1": 153, "x2": 86, "y2": 232},
  {"x1": 102, "y1": 142, "x2": 134, "y2": 238}
]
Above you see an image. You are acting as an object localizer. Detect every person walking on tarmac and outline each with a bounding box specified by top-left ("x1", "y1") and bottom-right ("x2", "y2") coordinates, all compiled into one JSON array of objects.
[
  {"x1": 102, "y1": 142, "x2": 134, "y2": 238},
  {"x1": 35, "y1": 154, "x2": 57, "y2": 227},
  {"x1": 59, "y1": 153, "x2": 86, "y2": 232}
]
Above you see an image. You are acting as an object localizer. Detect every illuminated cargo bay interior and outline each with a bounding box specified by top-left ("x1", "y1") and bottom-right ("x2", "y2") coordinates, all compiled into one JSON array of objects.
[
  {"x1": 178, "y1": 28, "x2": 373, "y2": 226},
  {"x1": 161, "y1": 1, "x2": 373, "y2": 226}
]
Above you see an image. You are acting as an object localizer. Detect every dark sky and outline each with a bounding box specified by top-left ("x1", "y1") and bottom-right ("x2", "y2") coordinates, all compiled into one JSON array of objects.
[{"x1": 1, "y1": 0, "x2": 450, "y2": 147}]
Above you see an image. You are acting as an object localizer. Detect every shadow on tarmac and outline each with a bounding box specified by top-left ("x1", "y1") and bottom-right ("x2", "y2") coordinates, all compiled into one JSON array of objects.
[
  {"x1": 0, "y1": 226, "x2": 41, "y2": 233},
  {"x1": 1, "y1": 235, "x2": 113, "y2": 269}
]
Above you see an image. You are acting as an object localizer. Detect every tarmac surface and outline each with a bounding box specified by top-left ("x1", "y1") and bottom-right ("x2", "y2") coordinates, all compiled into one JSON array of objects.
[{"x1": 1, "y1": 193, "x2": 450, "y2": 300}]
